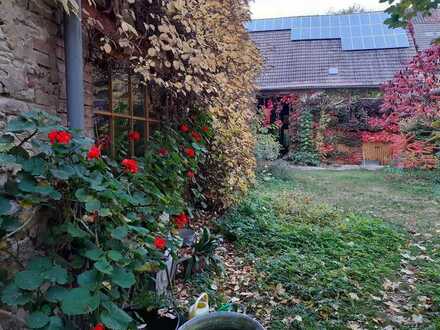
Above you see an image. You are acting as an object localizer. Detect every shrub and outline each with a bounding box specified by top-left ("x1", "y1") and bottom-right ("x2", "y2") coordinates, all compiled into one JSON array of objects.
[
  {"x1": 287, "y1": 151, "x2": 321, "y2": 166},
  {"x1": 0, "y1": 111, "x2": 209, "y2": 329},
  {"x1": 255, "y1": 133, "x2": 281, "y2": 161}
]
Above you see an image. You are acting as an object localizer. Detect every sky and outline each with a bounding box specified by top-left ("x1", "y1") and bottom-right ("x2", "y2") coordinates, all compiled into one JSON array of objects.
[{"x1": 250, "y1": 0, "x2": 389, "y2": 19}]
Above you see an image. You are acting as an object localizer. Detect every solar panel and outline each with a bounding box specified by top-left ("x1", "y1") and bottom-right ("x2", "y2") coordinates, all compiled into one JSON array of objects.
[{"x1": 247, "y1": 12, "x2": 410, "y2": 51}]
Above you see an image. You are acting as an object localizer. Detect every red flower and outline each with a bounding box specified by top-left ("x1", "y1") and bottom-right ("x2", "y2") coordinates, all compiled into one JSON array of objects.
[
  {"x1": 87, "y1": 145, "x2": 101, "y2": 160},
  {"x1": 48, "y1": 130, "x2": 72, "y2": 145},
  {"x1": 187, "y1": 170, "x2": 195, "y2": 178},
  {"x1": 175, "y1": 213, "x2": 189, "y2": 229},
  {"x1": 121, "y1": 159, "x2": 138, "y2": 174},
  {"x1": 128, "y1": 131, "x2": 141, "y2": 142},
  {"x1": 202, "y1": 126, "x2": 209, "y2": 133},
  {"x1": 179, "y1": 124, "x2": 190, "y2": 133},
  {"x1": 159, "y1": 148, "x2": 169, "y2": 157},
  {"x1": 184, "y1": 147, "x2": 196, "y2": 158},
  {"x1": 191, "y1": 131, "x2": 202, "y2": 142},
  {"x1": 154, "y1": 236, "x2": 167, "y2": 250},
  {"x1": 56, "y1": 131, "x2": 72, "y2": 144},
  {"x1": 48, "y1": 130, "x2": 58, "y2": 144},
  {"x1": 92, "y1": 324, "x2": 105, "y2": 330}
]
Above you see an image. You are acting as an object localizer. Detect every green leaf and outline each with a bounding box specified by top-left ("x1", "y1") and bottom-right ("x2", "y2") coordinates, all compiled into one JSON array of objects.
[
  {"x1": 46, "y1": 286, "x2": 68, "y2": 303},
  {"x1": 84, "y1": 248, "x2": 104, "y2": 261},
  {"x1": 43, "y1": 265, "x2": 68, "y2": 285},
  {"x1": 66, "y1": 223, "x2": 89, "y2": 238},
  {"x1": 94, "y1": 259, "x2": 113, "y2": 275},
  {"x1": 44, "y1": 316, "x2": 63, "y2": 330},
  {"x1": 127, "y1": 225, "x2": 149, "y2": 236},
  {"x1": 26, "y1": 311, "x2": 50, "y2": 329},
  {"x1": 28, "y1": 257, "x2": 52, "y2": 272},
  {"x1": 23, "y1": 157, "x2": 47, "y2": 176},
  {"x1": 101, "y1": 301, "x2": 132, "y2": 330},
  {"x1": 14, "y1": 270, "x2": 44, "y2": 290},
  {"x1": 74, "y1": 188, "x2": 89, "y2": 202},
  {"x1": 0, "y1": 196, "x2": 13, "y2": 215},
  {"x1": 77, "y1": 270, "x2": 99, "y2": 290},
  {"x1": 111, "y1": 268, "x2": 135, "y2": 289},
  {"x1": 1, "y1": 284, "x2": 31, "y2": 306},
  {"x1": 111, "y1": 226, "x2": 128, "y2": 240},
  {"x1": 50, "y1": 168, "x2": 72, "y2": 180},
  {"x1": 61, "y1": 287, "x2": 99, "y2": 316},
  {"x1": 0, "y1": 154, "x2": 17, "y2": 165},
  {"x1": 108, "y1": 250, "x2": 123, "y2": 262},
  {"x1": 7, "y1": 117, "x2": 36, "y2": 133},
  {"x1": 98, "y1": 208, "x2": 112, "y2": 217},
  {"x1": 85, "y1": 197, "x2": 101, "y2": 212}
]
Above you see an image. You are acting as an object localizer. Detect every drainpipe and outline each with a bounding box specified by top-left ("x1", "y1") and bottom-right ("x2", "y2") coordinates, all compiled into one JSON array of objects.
[{"x1": 63, "y1": 0, "x2": 85, "y2": 130}]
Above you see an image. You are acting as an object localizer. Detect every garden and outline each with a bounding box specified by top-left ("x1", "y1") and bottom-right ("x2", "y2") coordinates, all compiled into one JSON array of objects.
[{"x1": 0, "y1": 0, "x2": 439, "y2": 329}]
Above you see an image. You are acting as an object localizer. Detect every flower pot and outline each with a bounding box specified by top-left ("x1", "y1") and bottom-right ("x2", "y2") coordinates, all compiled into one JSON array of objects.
[{"x1": 178, "y1": 312, "x2": 265, "y2": 330}]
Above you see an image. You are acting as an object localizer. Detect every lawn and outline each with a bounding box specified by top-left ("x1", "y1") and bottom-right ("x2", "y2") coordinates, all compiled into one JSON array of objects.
[{"x1": 215, "y1": 163, "x2": 440, "y2": 329}]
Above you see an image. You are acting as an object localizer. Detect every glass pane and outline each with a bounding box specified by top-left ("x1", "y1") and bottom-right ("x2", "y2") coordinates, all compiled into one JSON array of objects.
[
  {"x1": 94, "y1": 115, "x2": 111, "y2": 156},
  {"x1": 147, "y1": 88, "x2": 161, "y2": 120},
  {"x1": 114, "y1": 118, "x2": 130, "y2": 160},
  {"x1": 93, "y1": 70, "x2": 110, "y2": 113},
  {"x1": 112, "y1": 73, "x2": 129, "y2": 115},
  {"x1": 133, "y1": 77, "x2": 146, "y2": 118},
  {"x1": 134, "y1": 121, "x2": 147, "y2": 157}
]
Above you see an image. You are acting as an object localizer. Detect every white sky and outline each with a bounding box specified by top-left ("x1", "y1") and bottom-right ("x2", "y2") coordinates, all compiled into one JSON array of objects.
[{"x1": 250, "y1": 0, "x2": 389, "y2": 18}]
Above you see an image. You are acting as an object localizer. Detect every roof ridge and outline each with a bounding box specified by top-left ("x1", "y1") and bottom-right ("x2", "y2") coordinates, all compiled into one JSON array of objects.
[{"x1": 250, "y1": 10, "x2": 386, "y2": 21}]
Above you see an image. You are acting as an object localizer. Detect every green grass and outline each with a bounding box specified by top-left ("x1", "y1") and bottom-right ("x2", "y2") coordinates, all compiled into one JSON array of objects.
[
  {"x1": 218, "y1": 165, "x2": 440, "y2": 329},
  {"x1": 268, "y1": 164, "x2": 440, "y2": 232},
  {"x1": 219, "y1": 178, "x2": 407, "y2": 329}
]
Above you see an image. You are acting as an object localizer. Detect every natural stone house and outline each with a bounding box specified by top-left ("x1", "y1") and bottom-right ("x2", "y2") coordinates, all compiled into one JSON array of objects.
[
  {"x1": 0, "y1": 0, "x2": 162, "y2": 157},
  {"x1": 0, "y1": 3, "x2": 163, "y2": 327},
  {"x1": 0, "y1": 0, "x2": 95, "y2": 132}
]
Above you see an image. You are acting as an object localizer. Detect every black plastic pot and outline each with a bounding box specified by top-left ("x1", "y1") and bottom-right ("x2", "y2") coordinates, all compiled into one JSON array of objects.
[{"x1": 178, "y1": 312, "x2": 265, "y2": 330}]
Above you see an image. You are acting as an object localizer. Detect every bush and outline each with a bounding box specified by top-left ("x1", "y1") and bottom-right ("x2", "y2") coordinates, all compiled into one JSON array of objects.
[
  {"x1": 287, "y1": 151, "x2": 321, "y2": 166},
  {"x1": 255, "y1": 133, "x2": 281, "y2": 161}
]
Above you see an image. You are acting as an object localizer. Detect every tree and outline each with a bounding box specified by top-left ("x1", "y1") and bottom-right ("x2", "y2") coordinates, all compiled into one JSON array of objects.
[
  {"x1": 381, "y1": 0, "x2": 440, "y2": 28},
  {"x1": 328, "y1": 4, "x2": 366, "y2": 14},
  {"x1": 381, "y1": 45, "x2": 440, "y2": 169}
]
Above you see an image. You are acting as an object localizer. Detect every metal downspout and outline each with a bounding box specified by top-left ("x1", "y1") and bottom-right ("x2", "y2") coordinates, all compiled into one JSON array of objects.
[{"x1": 63, "y1": 0, "x2": 85, "y2": 130}]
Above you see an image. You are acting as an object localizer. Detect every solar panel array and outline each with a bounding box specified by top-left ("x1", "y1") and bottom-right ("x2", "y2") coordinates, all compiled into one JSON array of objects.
[{"x1": 246, "y1": 12, "x2": 410, "y2": 51}]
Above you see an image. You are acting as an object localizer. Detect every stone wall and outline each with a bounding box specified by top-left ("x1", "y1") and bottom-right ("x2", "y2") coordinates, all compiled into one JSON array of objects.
[{"x1": 0, "y1": 0, "x2": 94, "y2": 134}]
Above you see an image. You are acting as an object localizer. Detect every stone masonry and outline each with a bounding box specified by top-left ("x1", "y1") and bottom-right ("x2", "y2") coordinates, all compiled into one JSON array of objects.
[{"x1": 0, "y1": 0, "x2": 94, "y2": 134}]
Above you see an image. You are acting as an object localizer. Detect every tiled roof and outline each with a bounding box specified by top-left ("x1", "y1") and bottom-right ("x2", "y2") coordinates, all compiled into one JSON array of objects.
[{"x1": 250, "y1": 10, "x2": 440, "y2": 91}]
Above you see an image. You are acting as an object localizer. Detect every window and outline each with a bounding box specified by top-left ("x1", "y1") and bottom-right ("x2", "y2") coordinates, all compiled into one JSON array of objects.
[{"x1": 93, "y1": 70, "x2": 160, "y2": 158}]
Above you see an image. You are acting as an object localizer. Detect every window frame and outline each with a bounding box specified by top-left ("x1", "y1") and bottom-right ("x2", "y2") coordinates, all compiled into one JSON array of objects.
[{"x1": 94, "y1": 71, "x2": 160, "y2": 158}]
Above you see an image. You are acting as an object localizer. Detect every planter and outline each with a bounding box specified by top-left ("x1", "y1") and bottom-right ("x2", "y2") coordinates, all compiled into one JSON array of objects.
[{"x1": 178, "y1": 312, "x2": 265, "y2": 330}]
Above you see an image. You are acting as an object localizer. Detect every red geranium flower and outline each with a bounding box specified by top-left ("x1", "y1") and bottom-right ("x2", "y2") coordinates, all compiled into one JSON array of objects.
[
  {"x1": 191, "y1": 131, "x2": 202, "y2": 142},
  {"x1": 187, "y1": 170, "x2": 195, "y2": 178},
  {"x1": 184, "y1": 147, "x2": 196, "y2": 158},
  {"x1": 128, "y1": 131, "x2": 141, "y2": 142},
  {"x1": 56, "y1": 131, "x2": 72, "y2": 144},
  {"x1": 48, "y1": 130, "x2": 58, "y2": 144},
  {"x1": 48, "y1": 130, "x2": 72, "y2": 145},
  {"x1": 202, "y1": 126, "x2": 209, "y2": 133},
  {"x1": 154, "y1": 236, "x2": 167, "y2": 250},
  {"x1": 121, "y1": 159, "x2": 138, "y2": 174},
  {"x1": 87, "y1": 145, "x2": 101, "y2": 160},
  {"x1": 175, "y1": 213, "x2": 189, "y2": 229},
  {"x1": 159, "y1": 148, "x2": 169, "y2": 157},
  {"x1": 92, "y1": 324, "x2": 105, "y2": 330},
  {"x1": 179, "y1": 124, "x2": 190, "y2": 133}
]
